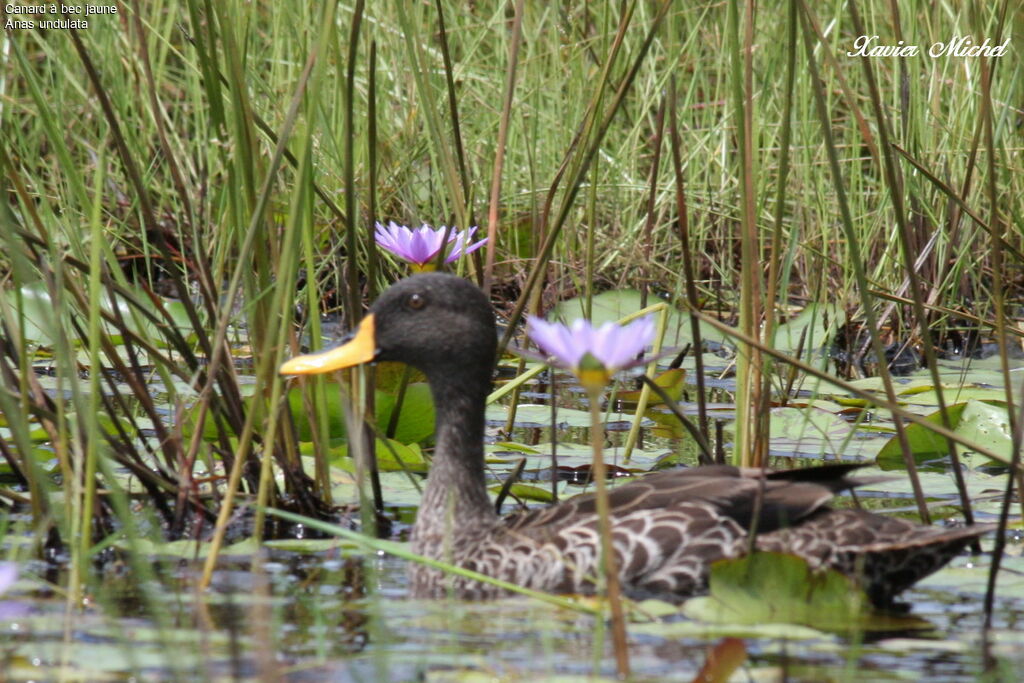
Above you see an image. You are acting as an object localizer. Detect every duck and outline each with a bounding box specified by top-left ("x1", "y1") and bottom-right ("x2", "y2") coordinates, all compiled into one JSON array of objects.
[{"x1": 281, "y1": 272, "x2": 990, "y2": 605}]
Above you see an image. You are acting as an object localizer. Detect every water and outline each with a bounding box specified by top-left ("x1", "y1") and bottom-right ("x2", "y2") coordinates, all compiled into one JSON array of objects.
[{"x1": 2, "y1": 360, "x2": 1022, "y2": 680}]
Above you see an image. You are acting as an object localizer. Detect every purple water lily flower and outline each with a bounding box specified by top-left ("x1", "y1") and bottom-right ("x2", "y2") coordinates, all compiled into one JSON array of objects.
[
  {"x1": 374, "y1": 222, "x2": 487, "y2": 272},
  {"x1": 526, "y1": 315, "x2": 655, "y2": 389},
  {"x1": 0, "y1": 562, "x2": 28, "y2": 621}
]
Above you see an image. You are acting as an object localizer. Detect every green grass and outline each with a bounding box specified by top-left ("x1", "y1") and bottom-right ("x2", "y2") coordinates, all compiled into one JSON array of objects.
[{"x1": 3, "y1": 3, "x2": 1020, "y2": 303}]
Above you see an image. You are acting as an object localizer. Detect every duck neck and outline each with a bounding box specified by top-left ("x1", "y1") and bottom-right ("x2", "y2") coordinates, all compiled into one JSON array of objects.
[{"x1": 414, "y1": 371, "x2": 497, "y2": 546}]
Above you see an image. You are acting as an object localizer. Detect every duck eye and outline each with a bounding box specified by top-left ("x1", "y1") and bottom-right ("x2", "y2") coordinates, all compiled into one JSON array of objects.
[{"x1": 407, "y1": 293, "x2": 426, "y2": 310}]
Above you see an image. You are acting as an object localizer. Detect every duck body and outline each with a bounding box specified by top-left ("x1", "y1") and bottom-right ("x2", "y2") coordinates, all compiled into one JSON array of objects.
[
  {"x1": 282, "y1": 273, "x2": 989, "y2": 605},
  {"x1": 410, "y1": 465, "x2": 985, "y2": 605}
]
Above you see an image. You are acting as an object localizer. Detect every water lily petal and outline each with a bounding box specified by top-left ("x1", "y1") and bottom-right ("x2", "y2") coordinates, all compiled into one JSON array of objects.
[
  {"x1": 374, "y1": 222, "x2": 443, "y2": 265},
  {"x1": 594, "y1": 316, "x2": 654, "y2": 369},
  {"x1": 527, "y1": 316, "x2": 585, "y2": 368},
  {"x1": 0, "y1": 563, "x2": 15, "y2": 594},
  {"x1": 375, "y1": 222, "x2": 484, "y2": 267},
  {"x1": 445, "y1": 226, "x2": 488, "y2": 263},
  {"x1": 0, "y1": 562, "x2": 27, "y2": 621},
  {"x1": 588, "y1": 321, "x2": 626, "y2": 368},
  {"x1": 526, "y1": 315, "x2": 654, "y2": 379},
  {"x1": 406, "y1": 224, "x2": 447, "y2": 263}
]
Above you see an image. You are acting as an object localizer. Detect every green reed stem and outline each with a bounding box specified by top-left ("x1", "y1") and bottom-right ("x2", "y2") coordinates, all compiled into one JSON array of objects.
[
  {"x1": 798, "y1": 0, "x2": 930, "y2": 523},
  {"x1": 622, "y1": 303, "x2": 668, "y2": 462},
  {"x1": 79, "y1": 147, "x2": 107, "y2": 592}
]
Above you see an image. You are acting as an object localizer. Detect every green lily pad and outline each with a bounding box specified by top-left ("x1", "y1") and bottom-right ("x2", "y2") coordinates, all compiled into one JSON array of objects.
[
  {"x1": 263, "y1": 538, "x2": 358, "y2": 553},
  {"x1": 617, "y1": 368, "x2": 686, "y2": 405},
  {"x1": 7, "y1": 281, "x2": 192, "y2": 350},
  {"x1": 490, "y1": 483, "x2": 556, "y2": 503},
  {"x1": 279, "y1": 380, "x2": 436, "y2": 447},
  {"x1": 489, "y1": 441, "x2": 542, "y2": 455},
  {"x1": 631, "y1": 616, "x2": 828, "y2": 641},
  {"x1": 375, "y1": 382, "x2": 436, "y2": 444},
  {"x1": 906, "y1": 386, "x2": 1012, "y2": 405},
  {"x1": 771, "y1": 302, "x2": 844, "y2": 355},
  {"x1": 333, "y1": 470, "x2": 424, "y2": 507},
  {"x1": 683, "y1": 552, "x2": 930, "y2": 633},
  {"x1": 876, "y1": 400, "x2": 1013, "y2": 467},
  {"x1": 765, "y1": 406, "x2": 853, "y2": 449},
  {"x1": 331, "y1": 437, "x2": 427, "y2": 472},
  {"x1": 550, "y1": 289, "x2": 722, "y2": 346},
  {"x1": 486, "y1": 404, "x2": 645, "y2": 429},
  {"x1": 487, "y1": 403, "x2": 589, "y2": 427},
  {"x1": 916, "y1": 555, "x2": 1024, "y2": 597}
]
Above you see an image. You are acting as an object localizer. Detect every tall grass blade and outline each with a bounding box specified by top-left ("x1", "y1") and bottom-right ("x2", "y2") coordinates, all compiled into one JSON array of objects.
[{"x1": 798, "y1": 0, "x2": 929, "y2": 522}]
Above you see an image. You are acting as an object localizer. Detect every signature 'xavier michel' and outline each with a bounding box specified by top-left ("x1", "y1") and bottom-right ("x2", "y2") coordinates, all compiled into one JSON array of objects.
[
  {"x1": 281, "y1": 273, "x2": 990, "y2": 604},
  {"x1": 848, "y1": 34, "x2": 1010, "y2": 58}
]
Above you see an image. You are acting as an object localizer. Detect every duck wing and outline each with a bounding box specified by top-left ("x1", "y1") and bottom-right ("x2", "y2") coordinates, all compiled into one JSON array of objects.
[
  {"x1": 498, "y1": 464, "x2": 989, "y2": 603},
  {"x1": 756, "y1": 508, "x2": 995, "y2": 604},
  {"x1": 503, "y1": 463, "x2": 867, "y2": 536}
]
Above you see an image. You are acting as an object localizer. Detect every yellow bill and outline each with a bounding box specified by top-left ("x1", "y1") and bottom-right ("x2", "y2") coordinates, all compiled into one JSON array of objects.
[{"x1": 279, "y1": 313, "x2": 377, "y2": 375}]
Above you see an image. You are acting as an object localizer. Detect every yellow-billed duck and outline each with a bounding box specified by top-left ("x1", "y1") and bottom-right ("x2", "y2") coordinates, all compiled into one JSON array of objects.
[{"x1": 281, "y1": 273, "x2": 990, "y2": 604}]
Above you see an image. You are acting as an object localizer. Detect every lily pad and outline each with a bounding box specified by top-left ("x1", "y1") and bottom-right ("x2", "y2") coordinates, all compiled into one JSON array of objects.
[
  {"x1": 376, "y1": 382, "x2": 436, "y2": 444},
  {"x1": 550, "y1": 289, "x2": 723, "y2": 346},
  {"x1": 617, "y1": 368, "x2": 686, "y2": 405},
  {"x1": 7, "y1": 281, "x2": 192, "y2": 349},
  {"x1": 916, "y1": 555, "x2": 1024, "y2": 598},
  {"x1": 486, "y1": 404, "x2": 647, "y2": 430},
  {"x1": 683, "y1": 552, "x2": 930, "y2": 633},
  {"x1": 282, "y1": 380, "x2": 436, "y2": 446},
  {"x1": 876, "y1": 400, "x2": 1013, "y2": 467},
  {"x1": 333, "y1": 470, "x2": 424, "y2": 507},
  {"x1": 263, "y1": 538, "x2": 358, "y2": 553},
  {"x1": 489, "y1": 483, "x2": 555, "y2": 503},
  {"x1": 488, "y1": 441, "x2": 542, "y2": 455},
  {"x1": 772, "y1": 302, "x2": 844, "y2": 355},
  {"x1": 331, "y1": 438, "x2": 427, "y2": 472},
  {"x1": 765, "y1": 406, "x2": 853, "y2": 452}
]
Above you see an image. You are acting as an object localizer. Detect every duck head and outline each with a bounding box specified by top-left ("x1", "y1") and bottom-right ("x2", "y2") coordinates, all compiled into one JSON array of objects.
[{"x1": 280, "y1": 273, "x2": 497, "y2": 386}]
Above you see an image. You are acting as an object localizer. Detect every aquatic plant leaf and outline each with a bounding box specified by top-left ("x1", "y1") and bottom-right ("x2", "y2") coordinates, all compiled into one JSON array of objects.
[
  {"x1": 331, "y1": 438, "x2": 426, "y2": 472},
  {"x1": 864, "y1": 466, "x2": 1000, "y2": 499},
  {"x1": 486, "y1": 404, "x2": 649, "y2": 429},
  {"x1": 280, "y1": 380, "x2": 435, "y2": 446},
  {"x1": 550, "y1": 289, "x2": 718, "y2": 346},
  {"x1": 767, "y1": 406, "x2": 852, "y2": 442},
  {"x1": 905, "y1": 386, "x2": 1012, "y2": 405},
  {"x1": 283, "y1": 386, "x2": 348, "y2": 443},
  {"x1": 916, "y1": 555, "x2": 1024, "y2": 597},
  {"x1": 683, "y1": 552, "x2": 929, "y2": 633},
  {"x1": 333, "y1": 471, "x2": 425, "y2": 507},
  {"x1": 772, "y1": 302, "x2": 844, "y2": 355},
  {"x1": 372, "y1": 360, "x2": 427, "y2": 391},
  {"x1": 617, "y1": 368, "x2": 686, "y2": 405},
  {"x1": 488, "y1": 441, "x2": 542, "y2": 454},
  {"x1": 489, "y1": 483, "x2": 555, "y2": 503},
  {"x1": 7, "y1": 281, "x2": 191, "y2": 350},
  {"x1": 952, "y1": 400, "x2": 1014, "y2": 461},
  {"x1": 112, "y1": 538, "x2": 218, "y2": 558},
  {"x1": 374, "y1": 382, "x2": 436, "y2": 444},
  {"x1": 876, "y1": 400, "x2": 1013, "y2": 467},
  {"x1": 263, "y1": 538, "x2": 358, "y2": 553},
  {"x1": 630, "y1": 613, "x2": 825, "y2": 640},
  {"x1": 486, "y1": 403, "x2": 591, "y2": 428},
  {"x1": 722, "y1": 404, "x2": 868, "y2": 459}
]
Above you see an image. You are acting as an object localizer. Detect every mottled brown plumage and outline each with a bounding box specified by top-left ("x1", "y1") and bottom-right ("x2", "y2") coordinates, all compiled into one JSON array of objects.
[{"x1": 284, "y1": 273, "x2": 990, "y2": 604}]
